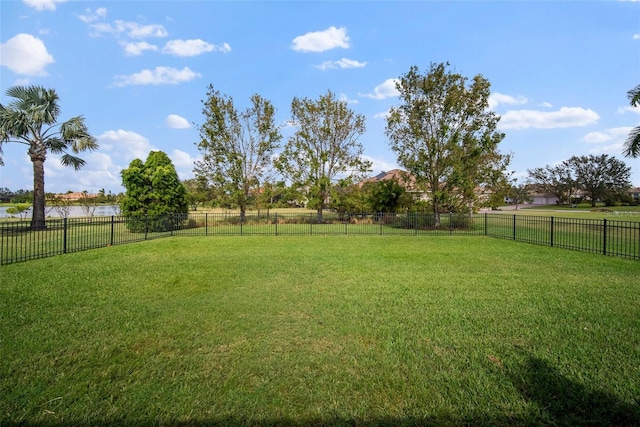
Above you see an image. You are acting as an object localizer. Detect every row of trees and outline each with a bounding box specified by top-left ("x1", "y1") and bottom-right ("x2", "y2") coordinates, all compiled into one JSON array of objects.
[
  {"x1": 524, "y1": 154, "x2": 633, "y2": 207},
  {"x1": 1, "y1": 76, "x2": 638, "y2": 230},
  {"x1": 194, "y1": 63, "x2": 511, "y2": 227}
]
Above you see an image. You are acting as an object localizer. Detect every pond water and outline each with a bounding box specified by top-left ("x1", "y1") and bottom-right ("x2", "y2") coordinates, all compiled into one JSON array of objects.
[{"x1": 0, "y1": 205, "x2": 120, "y2": 219}]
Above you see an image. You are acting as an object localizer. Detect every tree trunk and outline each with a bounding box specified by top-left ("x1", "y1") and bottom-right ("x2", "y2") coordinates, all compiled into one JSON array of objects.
[
  {"x1": 31, "y1": 157, "x2": 46, "y2": 230},
  {"x1": 432, "y1": 203, "x2": 441, "y2": 228}
]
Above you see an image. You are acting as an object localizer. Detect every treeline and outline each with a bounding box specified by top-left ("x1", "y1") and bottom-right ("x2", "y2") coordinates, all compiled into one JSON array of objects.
[{"x1": 516, "y1": 154, "x2": 636, "y2": 207}]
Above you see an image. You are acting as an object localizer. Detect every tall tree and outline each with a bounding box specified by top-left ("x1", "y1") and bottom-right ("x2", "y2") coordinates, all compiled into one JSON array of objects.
[
  {"x1": 567, "y1": 154, "x2": 631, "y2": 207},
  {"x1": 276, "y1": 90, "x2": 370, "y2": 221},
  {"x1": 385, "y1": 63, "x2": 508, "y2": 226},
  {"x1": 194, "y1": 85, "x2": 282, "y2": 219},
  {"x1": 0, "y1": 86, "x2": 97, "y2": 229},
  {"x1": 120, "y1": 151, "x2": 188, "y2": 231},
  {"x1": 527, "y1": 164, "x2": 575, "y2": 205},
  {"x1": 623, "y1": 84, "x2": 640, "y2": 158}
]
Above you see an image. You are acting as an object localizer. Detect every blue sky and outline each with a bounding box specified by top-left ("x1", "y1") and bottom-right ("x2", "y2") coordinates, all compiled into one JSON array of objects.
[{"x1": 1, "y1": 0, "x2": 639, "y2": 195}]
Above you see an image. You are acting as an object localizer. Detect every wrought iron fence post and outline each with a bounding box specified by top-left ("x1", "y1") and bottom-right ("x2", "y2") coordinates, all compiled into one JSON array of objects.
[
  {"x1": 145, "y1": 215, "x2": 148, "y2": 240},
  {"x1": 550, "y1": 216, "x2": 554, "y2": 247},
  {"x1": 449, "y1": 212, "x2": 453, "y2": 235},
  {"x1": 240, "y1": 215, "x2": 243, "y2": 236},
  {"x1": 484, "y1": 213, "x2": 488, "y2": 236},
  {"x1": 205, "y1": 213, "x2": 208, "y2": 236},
  {"x1": 275, "y1": 213, "x2": 278, "y2": 236},
  {"x1": 513, "y1": 215, "x2": 517, "y2": 240},
  {"x1": 63, "y1": 217, "x2": 68, "y2": 254},
  {"x1": 110, "y1": 216, "x2": 115, "y2": 246},
  {"x1": 603, "y1": 218, "x2": 607, "y2": 256}
]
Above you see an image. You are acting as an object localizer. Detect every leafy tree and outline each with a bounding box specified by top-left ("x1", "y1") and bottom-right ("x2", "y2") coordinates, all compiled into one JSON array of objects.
[
  {"x1": 276, "y1": 90, "x2": 371, "y2": 221},
  {"x1": 385, "y1": 63, "x2": 508, "y2": 227},
  {"x1": 79, "y1": 190, "x2": 98, "y2": 221},
  {"x1": 508, "y1": 183, "x2": 533, "y2": 209},
  {"x1": 45, "y1": 194, "x2": 73, "y2": 218},
  {"x1": 0, "y1": 187, "x2": 12, "y2": 202},
  {"x1": 330, "y1": 178, "x2": 368, "y2": 218},
  {"x1": 6, "y1": 204, "x2": 31, "y2": 220},
  {"x1": 527, "y1": 164, "x2": 575, "y2": 205},
  {"x1": 567, "y1": 154, "x2": 631, "y2": 207},
  {"x1": 0, "y1": 86, "x2": 97, "y2": 229},
  {"x1": 182, "y1": 177, "x2": 211, "y2": 211},
  {"x1": 364, "y1": 179, "x2": 407, "y2": 214},
  {"x1": 10, "y1": 189, "x2": 32, "y2": 204},
  {"x1": 194, "y1": 86, "x2": 282, "y2": 219},
  {"x1": 623, "y1": 84, "x2": 640, "y2": 158},
  {"x1": 120, "y1": 151, "x2": 188, "y2": 231}
]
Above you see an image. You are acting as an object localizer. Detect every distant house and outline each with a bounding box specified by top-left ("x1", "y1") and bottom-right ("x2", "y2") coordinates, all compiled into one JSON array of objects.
[
  {"x1": 360, "y1": 169, "x2": 427, "y2": 200},
  {"x1": 361, "y1": 169, "x2": 492, "y2": 205},
  {"x1": 53, "y1": 192, "x2": 98, "y2": 201},
  {"x1": 629, "y1": 187, "x2": 640, "y2": 202},
  {"x1": 530, "y1": 193, "x2": 559, "y2": 206}
]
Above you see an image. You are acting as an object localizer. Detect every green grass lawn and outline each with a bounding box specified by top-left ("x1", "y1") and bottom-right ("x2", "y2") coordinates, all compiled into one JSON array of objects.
[{"x1": 1, "y1": 236, "x2": 639, "y2": 426}]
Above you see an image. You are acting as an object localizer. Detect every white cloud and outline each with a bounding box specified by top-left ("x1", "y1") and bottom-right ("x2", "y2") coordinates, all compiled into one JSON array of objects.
[
  {"x1": 291, "y1": 26, "x2": 350, "y2": 52},
  {"x1": 539, "y1": 102, "x2": 553, "y2": 108},
  {"x1": 0, "y1": 33, "x2": 54, "y2": 76},
  {"x1": 113, "y1": 66, "x2": 200, "y2": 87},
  {"x1": 162, "y1": 39, "x2": 230, "y2": 56},
  {"x1": 170, "y1": 149, "x2": 196, "y2": 168},
  {"x1": 315, "y1": 58, "x2": 366, "y2": 70},
  {"x1": 22, "y1": 0, "x2": 66, "y2": 12},
  {"x1": 98, "y1": 129, "x2": 155, "y2": 162},
  {"x1": 359, "y1": 78, "x2": 399, "y2": 100},
  {"x1": 121, "y1": 41, "x2": 158, "y2": 56},
  {"x1": 91, "y1": 20, "x2": 168, "y2": 39},
  {"x1": 634, "y1": 34, "x2": 640, "y2": 40},
  {"x1": 362, "y1": 155, "x2": 399, "y2": 175},
  {"x1": 166, "y1": 114, "x2": 191, "y2": 129},
  {"x1": 78, "y1": 7, "x2": 107, "y2": 24},
  {"x1": 583, "y1": 127, "x2": 632, "y2": 144},
  {"x1": 498, "y1": 107, "x2": 600, "y2": 130},
  {"x1": 339, "y1": 93, "x2": 359, "y2": 105},
  {"x1": 488, "y1": 92, "x2": 528, "y2": 110},
  {"x1": 618, "y1": 105, "x2": 640, "y2": 115},
  {"x1": 589, "y1": 142, "x2": 624, "y2": 155},
  {"x1": 373, "y1": 109, "x2": 390, "y2": 119}
]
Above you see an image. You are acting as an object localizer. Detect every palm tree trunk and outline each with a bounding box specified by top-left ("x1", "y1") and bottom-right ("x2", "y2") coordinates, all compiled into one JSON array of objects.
[{"x1": 31, "y1": 158, "x2": 46, "y2": 230}]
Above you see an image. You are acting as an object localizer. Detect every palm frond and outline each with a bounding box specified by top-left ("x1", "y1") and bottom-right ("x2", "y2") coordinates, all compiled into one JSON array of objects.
[
  {"x1": 59, "y1": 153, "x2": 87, "y2": 171},
  {"x1": 60, "y1": 116, "x2": 98, "y2": 152},
  {"x1": 623, "y1": 126, "x2": 640, "y2": 158},
  {"x1": 628, "y1": 84, "x2": 640, "y2": 107},
  {"x1": 5, "y1": 85, "x2": 60, "y2": 125}
]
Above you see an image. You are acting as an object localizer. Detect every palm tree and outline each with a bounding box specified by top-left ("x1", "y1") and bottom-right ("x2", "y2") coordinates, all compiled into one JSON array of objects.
[
  {"x1": 0, "y1": 86, "x2": 98, "y2": 229},
  {"x1": 623, "y1": 84, "x2": 640, "y2": 158}
]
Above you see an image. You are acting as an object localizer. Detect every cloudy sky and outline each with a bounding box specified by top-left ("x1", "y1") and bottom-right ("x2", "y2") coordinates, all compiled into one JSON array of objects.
[{"x1": 1, "y1": 0, "x2": 639, "y2": 194}]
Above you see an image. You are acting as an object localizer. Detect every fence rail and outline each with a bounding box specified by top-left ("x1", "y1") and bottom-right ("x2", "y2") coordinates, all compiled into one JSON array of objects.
[{"x1": 1, "y1": 212, "x2": 638, "y2": 265}]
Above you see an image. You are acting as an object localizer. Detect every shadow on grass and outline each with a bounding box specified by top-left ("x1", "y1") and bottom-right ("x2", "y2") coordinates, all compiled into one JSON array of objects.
[
  {"x1": 506, "y1": 353, "x2": 640, "y2": 426},
  {"x1": 4, "y1": 354, "x2": 639, "y2": 427}
]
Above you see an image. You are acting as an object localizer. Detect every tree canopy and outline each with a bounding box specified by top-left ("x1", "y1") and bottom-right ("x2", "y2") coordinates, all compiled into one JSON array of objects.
[
  {"x1": 194, "y1": 85, "x2": 282, "y2": 218},
  {"x1": 120, "y1": 151, "x2": 188, "y2": 231},
  {"x1": 276, "y1": 90, "x2": 370, "y2": 221},
  {"x1": 567, "y1": 154, "x2": 631, "y2": 207},
  {"x1": 385, "y1": 63, "x2": 508, "y2": 226},
  {"x1": 0, "y1": 85, "x2": 97, "y2": 228},
  {"x1": 527, "y1": 164, "x2": 575, "y2": 205}
]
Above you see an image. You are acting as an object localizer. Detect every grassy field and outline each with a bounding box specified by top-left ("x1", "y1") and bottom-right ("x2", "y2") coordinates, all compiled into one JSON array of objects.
[{"x1": 1, "y1": 236, "x2": 639, "y2": 426}]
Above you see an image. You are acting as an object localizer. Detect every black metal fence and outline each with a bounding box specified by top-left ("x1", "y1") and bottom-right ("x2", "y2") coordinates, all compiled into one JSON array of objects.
[{"x1": 1, "y1": 212, "x2": 639, "y2": 265}]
